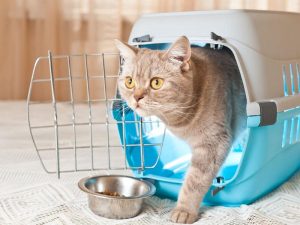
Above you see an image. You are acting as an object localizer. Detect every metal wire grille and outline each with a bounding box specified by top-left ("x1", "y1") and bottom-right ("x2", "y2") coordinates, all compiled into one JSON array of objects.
[{"x1": 27, "y1": 51, "x2": 166, "y2": 178}]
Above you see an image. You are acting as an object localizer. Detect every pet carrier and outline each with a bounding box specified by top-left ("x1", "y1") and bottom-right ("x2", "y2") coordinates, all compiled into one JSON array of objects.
[{"x1": 27, "y1": 10, "x2": 300, "y2": 206}]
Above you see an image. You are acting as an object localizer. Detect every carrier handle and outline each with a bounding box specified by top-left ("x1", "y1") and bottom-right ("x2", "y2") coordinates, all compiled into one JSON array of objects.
[{"x1": 247, "y1": 93, "x2": 300, "y2": 127}]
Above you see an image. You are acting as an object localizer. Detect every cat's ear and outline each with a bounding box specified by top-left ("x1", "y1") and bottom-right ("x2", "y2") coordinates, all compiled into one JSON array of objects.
[
  {"x1": 164, "y1": 36, "x2": 191, "y2": 72},
  {"x1": 114, "y1": 39, "x2": 138, "y2": 60}
]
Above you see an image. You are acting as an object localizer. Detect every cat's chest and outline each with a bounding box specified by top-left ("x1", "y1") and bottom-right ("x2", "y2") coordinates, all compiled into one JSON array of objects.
[{"x1": 168, "y1": 124, "x2": 199, "y2": 141}]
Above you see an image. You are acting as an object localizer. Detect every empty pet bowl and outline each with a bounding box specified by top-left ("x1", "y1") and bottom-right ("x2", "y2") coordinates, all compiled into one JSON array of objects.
[{"x1": 78, "y1": 175, "x2": 156, "y2": 219}]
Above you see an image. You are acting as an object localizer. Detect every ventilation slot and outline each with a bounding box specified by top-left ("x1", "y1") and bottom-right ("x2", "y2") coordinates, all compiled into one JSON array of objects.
[
  {"x1": 282, "y1": 116, "x2": 300, "y2": 148},
  {"x1": 282, "y1": 65, "x2": 288, "y2": 96},
  {"x1": 282, "y1": 63, "x2": 300, "y2": 96},
  {"x1": 289, "y1": 117, "x2": 295, "y2": 144},
  {"x1": 296, "y1": 115, "x2": 300, "y2": 143},
  {"x1": 289, "y1": 64, "x2": 295, "y2": 95},
  {"x1": 297, "y1": 64, "x2": 300, "y2": 93},
  {"x1": 282, "y1": 119, "x2": 289, "y2": 148}
]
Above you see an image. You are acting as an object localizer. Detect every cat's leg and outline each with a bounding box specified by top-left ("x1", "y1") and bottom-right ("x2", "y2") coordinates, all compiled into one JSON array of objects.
[
  {"x1": 170, "y1": 136, "x2": 230, "y2": 224},
  {"x1": 170, "y1": 165, "x2": 210, "y2": 223}
]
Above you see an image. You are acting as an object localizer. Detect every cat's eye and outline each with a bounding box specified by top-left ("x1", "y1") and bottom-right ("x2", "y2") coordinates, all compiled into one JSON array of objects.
[
  {"x1": 150, "y1": 77, "x2": 164, "y2": 90},
  {"x1": 125, "y1": 76, "x2": 135, "y2": 89}
]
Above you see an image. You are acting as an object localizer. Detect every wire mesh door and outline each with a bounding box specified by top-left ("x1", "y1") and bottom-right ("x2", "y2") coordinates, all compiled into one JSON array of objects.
[{"x1": 27, "y1": 51, "x2": 166, "y2": 178}]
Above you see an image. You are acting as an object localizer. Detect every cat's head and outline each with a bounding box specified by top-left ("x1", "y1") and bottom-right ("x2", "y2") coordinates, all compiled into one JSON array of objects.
[{"x1": 115, "y1": 36, "x2": 192, "y2": 119}]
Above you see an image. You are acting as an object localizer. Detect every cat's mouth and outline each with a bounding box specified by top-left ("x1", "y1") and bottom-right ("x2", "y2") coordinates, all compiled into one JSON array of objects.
[
  {"x1": 136, "y1": 103, "x2": 143, "y2": 109},
  {"x1": 133, "y1": 101, "x2": 143, "y2": 110},
  {"x1": 134, "y1": 105, "x2": 150, "y2": 117},
  {"x1": 130, "y1": 101, "x2": 151, "y2": 117},
  {"x1": 135, "y1": 104, "x2": 144, "y2": 112}
]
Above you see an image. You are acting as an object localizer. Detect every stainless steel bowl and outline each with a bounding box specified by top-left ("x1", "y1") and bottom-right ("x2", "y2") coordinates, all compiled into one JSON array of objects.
[{"x1": 78, "y1": 175, "x2": 156, "y2": 219}]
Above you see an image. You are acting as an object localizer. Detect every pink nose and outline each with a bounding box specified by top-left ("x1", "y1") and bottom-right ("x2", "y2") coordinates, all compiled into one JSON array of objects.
[{"x1": 134, "y1": 89, "x2": 146, "y2": 102}]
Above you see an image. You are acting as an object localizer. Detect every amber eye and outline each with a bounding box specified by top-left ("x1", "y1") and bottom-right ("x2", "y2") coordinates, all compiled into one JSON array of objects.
[
  {"x1": 125, "y1": 76, "x2": 135, "y2": 89},
  {"x1": 150, "y1": 77, "x2": 164, "y2": 90}
]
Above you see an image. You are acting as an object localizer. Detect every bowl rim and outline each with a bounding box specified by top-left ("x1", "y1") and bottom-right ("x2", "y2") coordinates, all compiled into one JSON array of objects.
[{"x1": 78, "y1": 175, "x2": 156, "y2": 200}]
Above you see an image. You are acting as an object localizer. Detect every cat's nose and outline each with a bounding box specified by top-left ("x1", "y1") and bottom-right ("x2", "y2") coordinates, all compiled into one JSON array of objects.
[{"x1": 134, "y1": 89, "x2": 146, "y2": 102}]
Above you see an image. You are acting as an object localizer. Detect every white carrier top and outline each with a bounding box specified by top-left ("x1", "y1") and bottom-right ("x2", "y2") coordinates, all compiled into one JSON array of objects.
[{"x1": 129, "y1": 10, "x2": 300, "y2": 117}]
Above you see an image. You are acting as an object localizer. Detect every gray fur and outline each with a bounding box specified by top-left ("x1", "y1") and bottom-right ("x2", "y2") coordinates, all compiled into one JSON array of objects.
[{"x1": 115, "y1": 37, "x2": 246, "y2": 224}]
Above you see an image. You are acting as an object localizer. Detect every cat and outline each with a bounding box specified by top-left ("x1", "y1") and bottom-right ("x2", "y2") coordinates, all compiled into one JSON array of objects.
[{"x1": 115, "y1": 36, "x2": 246, "y2": 224}]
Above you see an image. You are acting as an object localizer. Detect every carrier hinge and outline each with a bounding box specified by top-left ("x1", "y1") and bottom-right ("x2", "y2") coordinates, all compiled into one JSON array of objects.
[
  {"x1": 132, "y1": 34, "x2": 152, "y2": 43},
  {"x1": 211, "y1": 186, "x2": 224, "y2": 196},
  {"x1": 258, "y1": 101, "x2": 277, "y2": 126},
  {"x1": 210, "y1": 32, "x2": 225, "y2": 49},
  {"x1": 210, "y1": 32, "x2": 225, "y2": 42},
  {"x1": 211, "y1": 176, "x2": 225, "y2": 196}
]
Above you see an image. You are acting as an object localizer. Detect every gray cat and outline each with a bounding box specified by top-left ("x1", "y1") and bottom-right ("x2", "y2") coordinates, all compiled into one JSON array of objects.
[{"x1": 115, "y1": 36, "x2": 246, "y2": 224}]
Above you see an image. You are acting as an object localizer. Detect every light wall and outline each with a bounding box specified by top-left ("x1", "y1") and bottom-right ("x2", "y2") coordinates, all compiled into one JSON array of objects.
[{"x1": 1, "y1": 0, "x2": 300, "y2": 100}]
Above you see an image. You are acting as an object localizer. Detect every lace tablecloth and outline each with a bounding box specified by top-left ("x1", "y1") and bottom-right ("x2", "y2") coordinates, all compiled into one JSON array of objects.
[{"x1": 0, "y1": 102, "x2": 299, "y2": 225}]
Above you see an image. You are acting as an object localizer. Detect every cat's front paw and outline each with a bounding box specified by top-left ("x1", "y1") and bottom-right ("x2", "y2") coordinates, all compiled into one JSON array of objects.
[{"x1": 170, "y1": 207, "x2": 198, "y2": 224}]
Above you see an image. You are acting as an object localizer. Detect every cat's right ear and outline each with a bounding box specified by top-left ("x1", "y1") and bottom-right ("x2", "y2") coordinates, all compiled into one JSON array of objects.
[
  {"x1": 114, "y1": 39, "x2": 137, "y2": 60},
  {"x1": 163, "y1": 36, "x2": 191, "y2": 72}
]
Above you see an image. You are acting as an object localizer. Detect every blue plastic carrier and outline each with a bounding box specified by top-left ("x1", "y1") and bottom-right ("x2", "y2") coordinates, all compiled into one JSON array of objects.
[{"x1": 113, "y1": 10, "x2": 300, "y2": 206}]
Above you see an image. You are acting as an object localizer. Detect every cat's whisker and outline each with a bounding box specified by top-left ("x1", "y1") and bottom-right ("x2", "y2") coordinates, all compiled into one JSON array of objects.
[
  {"x1": 148, "y1": 100, "x2": 198, "y2": 108},
  {"x1": 113, "y1": 103, "x2": 133, "y2": 118},
  {"x1": 155, "y1": 110, "x2": 171, "y2": 127},
  {"x1": 144, "y1": 102, "x2": 197, "y2": 115},
  {"x1": 142, "y1": 102, "x2": 195, "y2": 122}
]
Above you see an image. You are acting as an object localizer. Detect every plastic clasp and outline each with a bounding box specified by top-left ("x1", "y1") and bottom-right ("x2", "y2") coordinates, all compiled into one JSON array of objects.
[
  {"x1": 132, "y1": 34, "x2": 152, "y2": 43},
  {"x1": 211, "y1": 186, "x2": 224, "y2": 196},
  {"x1": 211, "y1": 176, "x2": 225, "y2": 196},
  {"x1": 210, "y1": 32, "x2": 225, "y2": 50}
]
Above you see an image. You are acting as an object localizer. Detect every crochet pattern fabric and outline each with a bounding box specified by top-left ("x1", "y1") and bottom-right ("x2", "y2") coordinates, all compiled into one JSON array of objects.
[{"x1": 0, "y1": 102, "x2": 299, "y2": 225}]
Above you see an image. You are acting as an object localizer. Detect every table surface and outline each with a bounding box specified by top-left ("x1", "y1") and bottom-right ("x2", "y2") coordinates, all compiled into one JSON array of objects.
[{"x1": 0, "y1": 101, "x2": 299, "y2": 225}]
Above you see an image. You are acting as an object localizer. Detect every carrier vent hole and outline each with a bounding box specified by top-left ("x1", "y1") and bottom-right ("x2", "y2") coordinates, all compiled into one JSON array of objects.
[
  {"x1": 282, "y1": 116, "x2": 300, "y2": 148},
  {"x1": 296, "y1": 116, "x2": 300, "y2": 143},
  {"x1": 296, "y1": 64, "x2": 300, "y2": 93},
  {"x1": 282, "y1": 65, "x2": 289, "y2": 96},
  {"x1": 289, "y1": 64, "x2": 295, "y2": 95},
  {"x1": 282, "y1": 63, "x2": 300, "y2": 96},
  {"x1": 282, "y1": 119, "x2": 288, "y2": 148}
]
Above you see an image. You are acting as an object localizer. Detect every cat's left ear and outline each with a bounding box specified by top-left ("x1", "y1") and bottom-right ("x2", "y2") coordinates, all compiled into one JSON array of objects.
[
  {"x1": 114, "y1": 39, "x2": 138, "y2": 60},
  {"x1": 164, "y1": 36, "x2": 191, "y2": 72}
]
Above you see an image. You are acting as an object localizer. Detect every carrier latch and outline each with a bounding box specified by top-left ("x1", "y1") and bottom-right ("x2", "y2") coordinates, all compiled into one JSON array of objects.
[
  {"x1": 132, "y1": 34, "x2": 152, "y2": 43},
  {"x1": 258, "y1": 101, "x2": 277, "y2": 126}
]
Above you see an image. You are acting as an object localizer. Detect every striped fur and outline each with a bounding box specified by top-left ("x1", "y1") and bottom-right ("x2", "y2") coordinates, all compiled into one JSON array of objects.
[{"x1": 115, "y1": 36, "x2": 246, "y2": 223}]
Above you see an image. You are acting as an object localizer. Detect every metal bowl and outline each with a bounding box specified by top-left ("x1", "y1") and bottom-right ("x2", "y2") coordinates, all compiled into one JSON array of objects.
[{"x1": 78, "y1": 175, "x2": 156, "y2": 219}]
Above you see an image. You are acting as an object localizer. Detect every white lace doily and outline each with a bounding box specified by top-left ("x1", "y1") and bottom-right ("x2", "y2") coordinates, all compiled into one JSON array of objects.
[{"x1": 0, "y1": 102, "x2": 299, "y2": 225}]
